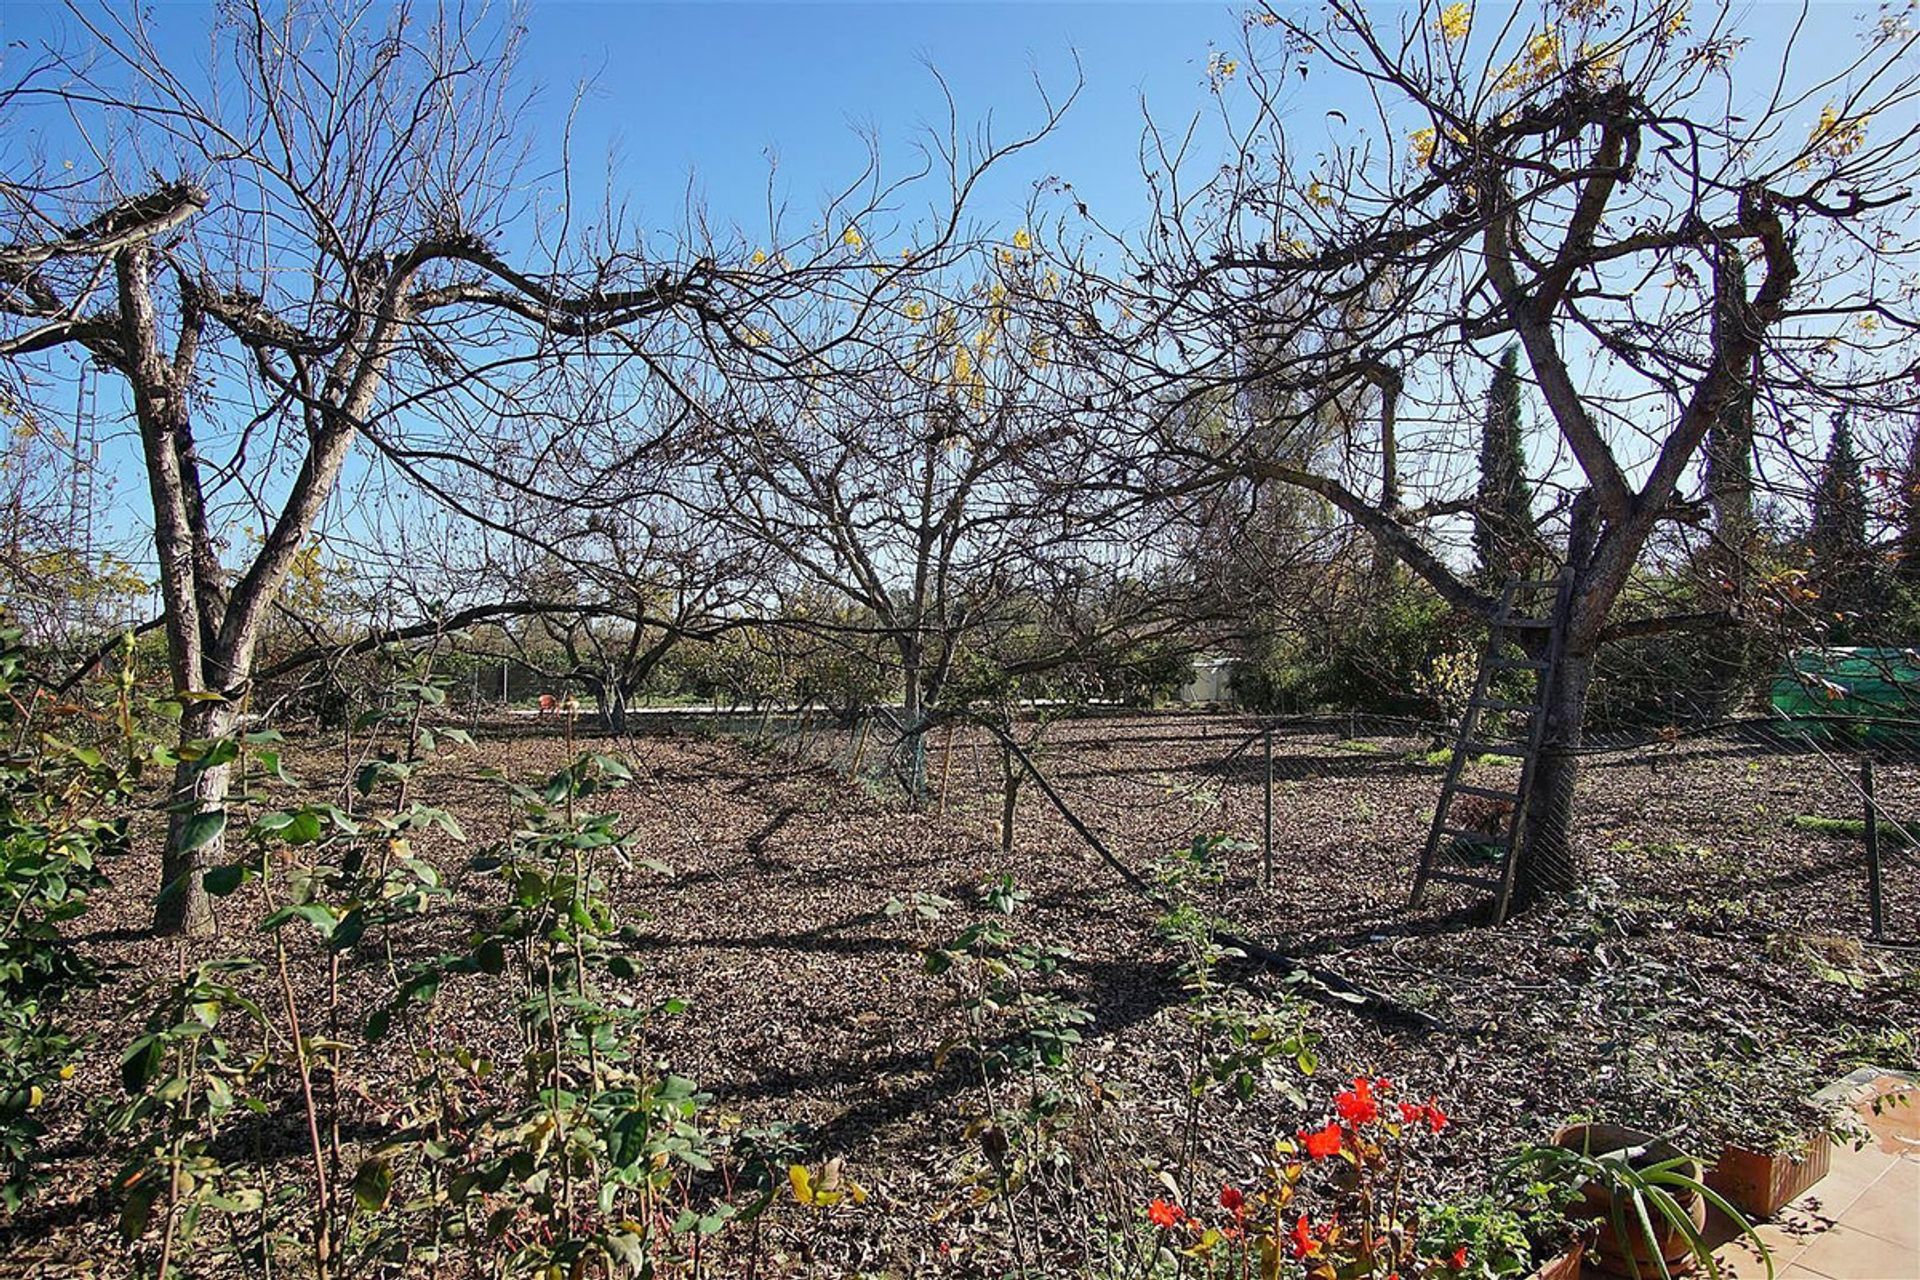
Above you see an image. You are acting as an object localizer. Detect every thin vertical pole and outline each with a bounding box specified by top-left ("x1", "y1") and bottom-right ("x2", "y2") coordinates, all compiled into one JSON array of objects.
[
  {"x1": 1863, "y1": 755, "x2": 1885, "y2": 941},
  {"x1": 937, "y1": 723, "x2": 956, "y2": 816},
  {"x1": 1263, "y1": 726, "x2": 1274, "y2": 890},
  {"x1": 850, "y1": 716, "x2": 871, "y2": 780}
]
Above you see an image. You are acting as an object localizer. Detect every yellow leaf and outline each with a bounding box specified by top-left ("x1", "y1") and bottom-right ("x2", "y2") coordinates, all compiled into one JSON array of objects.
[
  {"x1": 750, "y1": 249, "x2": 768, "y2": 266},
  {"x1": 1409, "y1": 127, "x2": 1438, "y2": 167},
  {"x1": 841, "y1": 226, "x2": 864, "y2": 249},
  {"x1": 788, "y1": 1164, "x2": 814, "y2": 1205},
  {"x1": 1436, "y1": 2, "x2": 1472, "y2": 42},
  {"x1": 1011, "y1": 227, "x2": 1033, "y2": 251}
]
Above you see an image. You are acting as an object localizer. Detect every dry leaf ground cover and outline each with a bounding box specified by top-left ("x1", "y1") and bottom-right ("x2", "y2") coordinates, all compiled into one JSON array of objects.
[{"x1": 4, "y1": 712, "x2": 1915, "y2": 1276}]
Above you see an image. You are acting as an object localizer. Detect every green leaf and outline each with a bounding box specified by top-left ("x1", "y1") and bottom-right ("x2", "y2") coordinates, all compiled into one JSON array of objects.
[
  {"x1": 350, "y1": 1157, "x2": 394, "y2": 1213},
  {"x1": 203, "y1": 863, "x2": 249, "y2": 897},
  {"x1": 263, "y1": 902, "x2": 338, "y2": 936},
  {"x1": 328, "y1": 908, "x2": 367, "y2": 952},
  {"x1": 120, "y1": 1036, "x2": 163, "y2": 1094},
  {"x1": 177, "y1": 809, "x2": 227, "y2": 853}
]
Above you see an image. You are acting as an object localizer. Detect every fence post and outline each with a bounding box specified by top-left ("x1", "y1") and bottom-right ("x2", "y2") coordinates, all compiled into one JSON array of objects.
[
  {"x1": 1263, "y1": 725, "x2": 1274, "y2": 890},
  {"x1": 1863, "y1": 755, "x2": 1885, "y2": 942}
]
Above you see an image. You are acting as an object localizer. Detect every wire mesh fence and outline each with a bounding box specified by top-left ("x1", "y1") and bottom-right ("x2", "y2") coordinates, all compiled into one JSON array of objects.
[{"x1": 664, "y1": 701, "x2": 1915, "y2": 949}]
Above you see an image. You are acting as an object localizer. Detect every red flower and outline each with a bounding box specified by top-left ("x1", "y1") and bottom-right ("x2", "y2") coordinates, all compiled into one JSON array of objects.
[
  {"x1": 1451, "y1": 1244, "x2": 1470, "y2": 1270},
  {"x1": 1288, "y1": 1214, "x2": 1319, "y2": 1260},
  {"x1": 1335, "y1": 1076, "x2": 1380, "y2": 1126},
  {"x1": 1300, "y1": 1120, "x2": 1344, "y2": 1160},
  {"x1": 1219, "y1": 1184, "x2": 1245, "y2": 1217},
  {"x1": 1147, "y1": 1199, "x2": 1184, "y2": 1229},
  {"x1": 1397, "y1": 1097, "x2": 1449, "y2": 1133}
]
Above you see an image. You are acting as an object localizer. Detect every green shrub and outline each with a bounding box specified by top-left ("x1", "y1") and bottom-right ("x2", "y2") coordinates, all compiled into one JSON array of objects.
[{"x1": 0, "y1": 623, "x2": 128, "y2": 1208}]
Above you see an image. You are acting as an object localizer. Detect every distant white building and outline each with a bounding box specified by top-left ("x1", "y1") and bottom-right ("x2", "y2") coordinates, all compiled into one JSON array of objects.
[{"x1": 1179, "y1": 655, "x2": 1236, "y2": 705}]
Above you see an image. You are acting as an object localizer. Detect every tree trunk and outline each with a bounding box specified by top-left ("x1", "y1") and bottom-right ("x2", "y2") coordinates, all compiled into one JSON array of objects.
[
  {"x1": 1516, "y1": 649, "x2": 1592, "y2": 908},
  {"x1": 900, "y1": 649, "x2": 927, "y2": 804},
  {"x1": 154, "y1": 702, "x2": 232, "y2": 936},
  {"x1": 594, "y1": 676, "x2": 629, "y2": 735}
]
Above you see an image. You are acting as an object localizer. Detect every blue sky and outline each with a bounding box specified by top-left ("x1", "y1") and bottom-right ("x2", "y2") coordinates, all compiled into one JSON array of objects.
[
  {"x1": 508, "y1": 2, "x2": 1236, "y2": 239},
  {"x1": 1, "y1": 0, "x2": 1909, "y2": 602},
  {"x1": 2, "y1": 0, "x2": 1244, "y2": 245}
]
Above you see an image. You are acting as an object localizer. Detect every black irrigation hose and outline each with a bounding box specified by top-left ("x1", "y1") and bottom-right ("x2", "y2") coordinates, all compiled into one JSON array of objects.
[{"x1": 967, "y1": 714, "x2": 1452, "y2": 1037}]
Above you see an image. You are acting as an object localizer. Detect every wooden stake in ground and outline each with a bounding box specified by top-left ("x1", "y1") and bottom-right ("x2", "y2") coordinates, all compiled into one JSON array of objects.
[
  {"x1": 937, "y1": 723, "x2": 956, "y2": 816},
  {"x1": 1863, "y1": 755, "x2": 1885, "y2": 942},
  {"x1": 849, "y1": 716, "x2": 871, "y2": 780},
  {"x1": 1263, "y1": 725, "x2": 1274, "y2": 890},
  {"x1": 1000, "y1": 740, "x2": 1022, "y2": 853}
]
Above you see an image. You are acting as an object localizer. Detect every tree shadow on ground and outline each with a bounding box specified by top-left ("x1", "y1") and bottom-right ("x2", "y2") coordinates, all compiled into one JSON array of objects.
[{"x1": 713, "y1": 950, "x2": 1183, "y2": 1159}]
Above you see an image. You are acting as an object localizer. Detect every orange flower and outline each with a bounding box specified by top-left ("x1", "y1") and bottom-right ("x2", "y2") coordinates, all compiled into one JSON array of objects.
[
  {"x1": 1423, "y1": 1098, "x2": 1449, "y2": 1133},
  {"x1": 1147, "y1": 1199, "x2": 1184, "y2": 1229},
  {"x1": 1300, "y1": 1121, "x2": 1344, "y2": 1160},
  {"x1": 1219, "y1": 1184, "x2": 1246, "y2": 1217},
  {"x1": 1451, "y1": 1244, "x2": 1470, "y2": 1270}
]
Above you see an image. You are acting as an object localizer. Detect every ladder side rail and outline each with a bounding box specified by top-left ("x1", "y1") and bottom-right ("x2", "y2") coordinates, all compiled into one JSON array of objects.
[{"x1": 1412, "y1": 585, "x2": 1513, "y2": 906}]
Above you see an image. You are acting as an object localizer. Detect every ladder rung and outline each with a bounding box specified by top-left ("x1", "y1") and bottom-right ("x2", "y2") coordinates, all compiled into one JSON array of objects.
[
  {"x1": 1449, "y1": 782, "x2": 1521, "y2": 803},
  {"x1": 1470, "y1": 697, "x2": 1542, "y2": 713},
  {"x1": 1513, "y1": 578, "x2": 1562, "y2": 590},
  {"x1": 1441, "y1": 826, "x2": 1511, "y2": 846},
  {"x1": 1462, "y1": 740, "x2": 1529, "y2": 757},
  {"x1": 1496, "y1": 618, "x2": 1555, "y2": 631},
  {"x1": 1426, "y1": 868, "x2": 1503, "y2": 890},
  {"x1": 1490, "y1": 657, "x2": 1550, "y2": 672}
]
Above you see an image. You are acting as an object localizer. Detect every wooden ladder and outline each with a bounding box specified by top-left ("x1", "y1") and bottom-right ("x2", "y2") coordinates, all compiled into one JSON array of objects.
[{"x1": 1409, "y1": 573, "x2": 1570, "y2": 923}]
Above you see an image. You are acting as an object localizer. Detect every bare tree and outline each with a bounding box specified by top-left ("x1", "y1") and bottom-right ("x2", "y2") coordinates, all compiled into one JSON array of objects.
[
  {"x1": 701, "y1": 229, "x2": 1163, "y2": 791},
  {"x1": 1042, "y1": 0, "x2": 1920, "y2": 901},
  {"x1": 0, "y1": 0, "x2": 742, "y2": 932}
]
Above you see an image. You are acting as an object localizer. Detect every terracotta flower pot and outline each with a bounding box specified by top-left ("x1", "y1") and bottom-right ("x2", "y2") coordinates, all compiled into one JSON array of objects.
[
  {"x1": 1524, "y1": 1237, "x2": 1585, "y2": 1280},
  {"x1": 1552, "y1": 1123, "x2": 1708, "y2": 1278},
  {"x1": 1708, "y1": 1138, "x2": 1832, "y2": 1220}
]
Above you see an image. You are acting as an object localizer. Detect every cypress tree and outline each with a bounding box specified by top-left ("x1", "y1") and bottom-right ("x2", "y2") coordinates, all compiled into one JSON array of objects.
[
  {"x1": 1473, "y1": 346, "x2": 1536, "y2": 585},
  {"x1": 1808, "y1": 413, "x2": 1878, "y2": 641},
  {"x1": 1895, "y1": 415, "x2": 1920, "y2": 591}
]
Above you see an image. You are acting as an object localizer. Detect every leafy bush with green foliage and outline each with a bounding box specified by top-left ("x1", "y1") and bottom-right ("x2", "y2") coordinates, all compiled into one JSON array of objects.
[
  {"x1": 108, "y1": 959, "x2": 270, "y2": 1272},
  {"x1": 1237, "y1": 585, "x2": 1468, "y2": 717},
  {"x1": 0, "y1": 623, "x2": 129, "y2": 1209}
]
